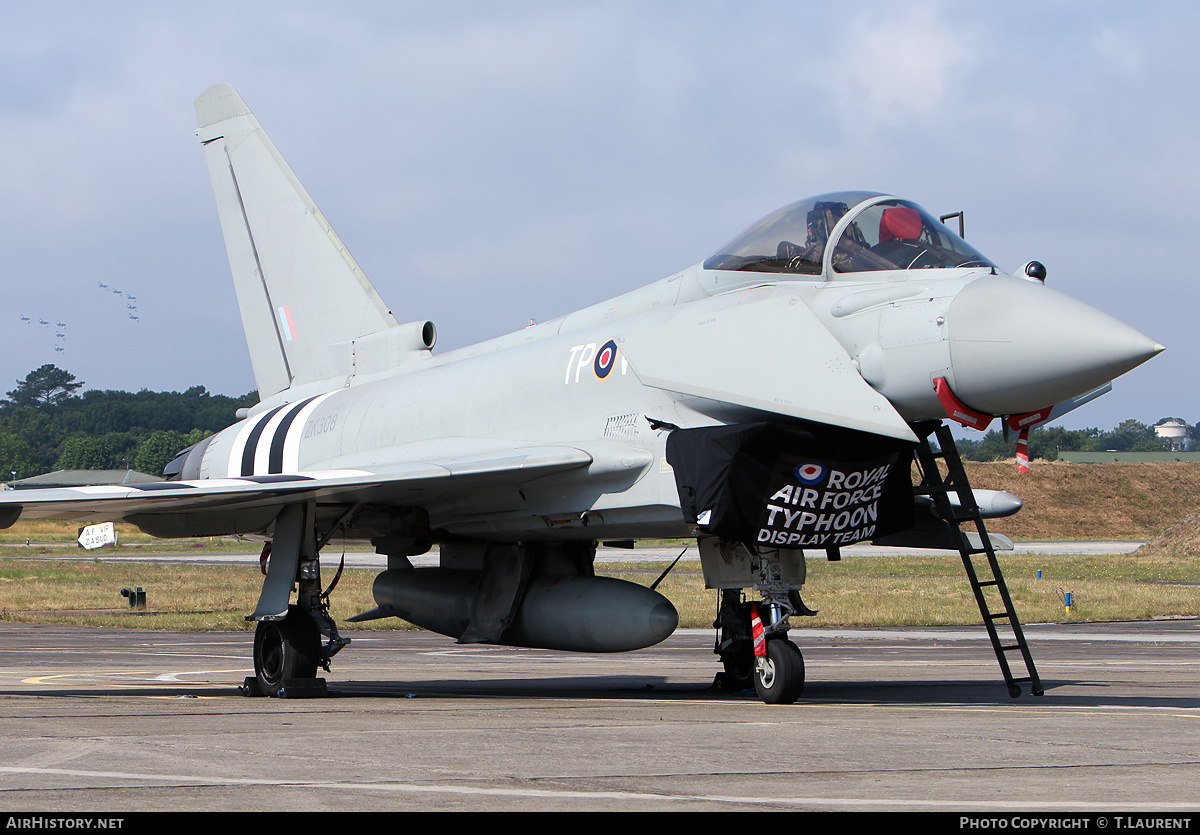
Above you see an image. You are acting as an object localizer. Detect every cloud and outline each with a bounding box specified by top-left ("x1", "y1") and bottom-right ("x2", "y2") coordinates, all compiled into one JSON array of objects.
[{"x1": 833, "y1": 5, "x2": 974, "y2": 129}]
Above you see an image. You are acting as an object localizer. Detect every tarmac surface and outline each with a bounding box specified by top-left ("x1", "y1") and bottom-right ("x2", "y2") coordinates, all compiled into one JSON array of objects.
[{"x1": 0, "y1": 618, "x2": 1197, "y2": 812}]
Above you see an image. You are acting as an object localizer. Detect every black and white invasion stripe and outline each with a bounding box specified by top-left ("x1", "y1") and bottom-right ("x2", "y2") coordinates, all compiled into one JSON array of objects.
[{"x1": 225, "y1": 392, "x2": 336, "y2": 477}]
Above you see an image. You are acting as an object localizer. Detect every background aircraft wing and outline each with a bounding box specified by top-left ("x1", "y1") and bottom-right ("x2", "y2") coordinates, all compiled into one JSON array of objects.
[{"x1": 0, "y1": 443, "x2": 593, "y2": 536}]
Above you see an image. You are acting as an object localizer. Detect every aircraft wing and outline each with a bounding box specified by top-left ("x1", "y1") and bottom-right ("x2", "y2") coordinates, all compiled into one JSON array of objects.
[
  {"x1": 0, "y1": 443, "x2": 593, "y2": 536},
  {"x1": 620, "y1": 287, "x2": 918, "y2": 442}
]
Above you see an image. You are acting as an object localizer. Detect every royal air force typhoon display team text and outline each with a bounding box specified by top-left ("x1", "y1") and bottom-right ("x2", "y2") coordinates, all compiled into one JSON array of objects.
[{"x1": 757, "y1": 461, "x2": 893, "y2": 547}]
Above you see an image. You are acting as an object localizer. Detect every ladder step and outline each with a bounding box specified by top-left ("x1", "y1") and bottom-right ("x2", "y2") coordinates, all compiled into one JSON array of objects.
[{"x1": 915, "y1": 426, "x2": 1041, "y2": 698}]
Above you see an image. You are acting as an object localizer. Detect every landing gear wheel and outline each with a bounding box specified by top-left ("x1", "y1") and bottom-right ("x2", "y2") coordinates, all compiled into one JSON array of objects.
[
  {"x1": 254, "y1": 604, "x2": 320, "y2": 696},
  {"x1": 713, "y1": 589, "x2": 755, "y2": 693},
  {"x1": 754, "y1": 638, "x2": 805, "y2": 705},
  {"x1": 716, "y1": 652, "x2": 755, "y2": 693}
]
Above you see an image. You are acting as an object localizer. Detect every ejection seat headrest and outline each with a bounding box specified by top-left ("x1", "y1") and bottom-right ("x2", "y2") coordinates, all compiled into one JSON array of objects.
[{"x1": 879, "y1": 206, "x2": 923, "y2": 242}]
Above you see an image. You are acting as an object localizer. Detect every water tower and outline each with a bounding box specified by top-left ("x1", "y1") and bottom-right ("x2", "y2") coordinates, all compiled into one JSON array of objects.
[{"x1": 1154, "y1": 419, "x2": 1189, "y2": 452}]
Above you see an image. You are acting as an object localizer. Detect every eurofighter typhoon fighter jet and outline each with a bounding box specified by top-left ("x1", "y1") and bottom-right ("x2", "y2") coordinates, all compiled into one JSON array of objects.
[{"x1": 0, "y1": 84, "x2": 1162, "y2": 704}]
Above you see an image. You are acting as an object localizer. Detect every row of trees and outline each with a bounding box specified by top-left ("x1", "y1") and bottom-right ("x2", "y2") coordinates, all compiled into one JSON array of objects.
[
  {"x1": 0, "y1": 364, "x2": 1192, "y2": 478},
  {"x1": 0, "y1": 365, "x2": 256, "y2": 479},
  {"x1": 955, "y1": 419, "x2": 1194, "y2": 461}
]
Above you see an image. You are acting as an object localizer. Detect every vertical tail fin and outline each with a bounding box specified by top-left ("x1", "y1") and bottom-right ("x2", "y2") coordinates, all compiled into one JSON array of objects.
[{"x1": 195, "y1": 83, "x2": 399, "y2": 399}]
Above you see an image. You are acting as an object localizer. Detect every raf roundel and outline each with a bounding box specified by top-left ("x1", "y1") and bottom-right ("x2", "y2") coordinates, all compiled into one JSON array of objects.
[
  {"x1": 794, "y1": 462, "x2": 827, "y2": 485},
  {"x1": 594, "y1": 340, "x2": 618, "y2": 379}
]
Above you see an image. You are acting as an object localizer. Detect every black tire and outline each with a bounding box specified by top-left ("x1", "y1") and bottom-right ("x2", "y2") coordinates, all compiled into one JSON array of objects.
[
  {"x1": 714, "y1": 590, "x2": 754, "y2": 693},
  {"x1": 254, "y1": 604, "x2": 320, "y2": 696},
  {"x1": 718, "y1": 653, "x2": 755, "y2": 693},
  {"x1": 753, "y1": 638, "x2": 805, "y2": 705}
]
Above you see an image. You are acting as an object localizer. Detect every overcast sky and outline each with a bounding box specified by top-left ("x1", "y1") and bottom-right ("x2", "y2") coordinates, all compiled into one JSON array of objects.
[{"x1": 2, "y1": 2, "x2": 1195, "y2": 433}]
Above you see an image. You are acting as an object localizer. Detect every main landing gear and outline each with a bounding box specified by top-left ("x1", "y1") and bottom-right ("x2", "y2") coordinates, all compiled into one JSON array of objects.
[
  {"x1": 253, "y1": 604, "x2": 321, "y2": 694},
  {"x1": 245, "y1": 502, "x2": 351, "y2": 697}
]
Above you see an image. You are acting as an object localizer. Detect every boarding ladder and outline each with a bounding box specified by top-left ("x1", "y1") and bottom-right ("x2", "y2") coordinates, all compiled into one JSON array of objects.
[{"x1": 911, "y1": 420, "x2": 1044, "y2": 698}]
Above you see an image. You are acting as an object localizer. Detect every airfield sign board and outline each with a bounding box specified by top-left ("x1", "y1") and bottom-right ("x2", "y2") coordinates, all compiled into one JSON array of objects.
[{"x1": 77, "y1": 522, "x2": 117, "y2": 550}]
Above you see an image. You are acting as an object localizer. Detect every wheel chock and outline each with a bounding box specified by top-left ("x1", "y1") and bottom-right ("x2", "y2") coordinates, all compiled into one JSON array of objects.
[
  {"x1": 277, "y1": 678, "x2": 328, "y2": 698},
  {"x1": 238, "y1": 676, "x2": 328, "y2": 698}
]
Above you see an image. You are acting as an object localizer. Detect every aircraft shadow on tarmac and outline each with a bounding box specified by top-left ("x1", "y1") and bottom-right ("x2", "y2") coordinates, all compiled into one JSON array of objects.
[{"x1": 7, "y1": 676, "x2": 1197, "y2": 710}]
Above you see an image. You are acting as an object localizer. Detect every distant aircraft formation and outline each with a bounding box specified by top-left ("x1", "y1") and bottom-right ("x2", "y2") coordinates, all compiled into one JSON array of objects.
[
  {"x1": 19, "y1": 314, "x2": 67, "y2": 354},
  {"x1": 102, "y1": 283, "x2": 141, "y2": 321},
  {"x1": 15, "y1": 283, "x2": 144, "y2": 356}
]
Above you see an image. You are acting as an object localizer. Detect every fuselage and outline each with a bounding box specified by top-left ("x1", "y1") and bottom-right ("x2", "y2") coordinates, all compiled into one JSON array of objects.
[{"x1": 181, "y1": 193, "x2": 1161, "y2": 544}]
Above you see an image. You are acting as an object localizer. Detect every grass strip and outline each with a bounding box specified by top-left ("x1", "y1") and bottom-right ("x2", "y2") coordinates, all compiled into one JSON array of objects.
[{"x1": 1, "y1": 551, "x2": 1195, "y2": 631}]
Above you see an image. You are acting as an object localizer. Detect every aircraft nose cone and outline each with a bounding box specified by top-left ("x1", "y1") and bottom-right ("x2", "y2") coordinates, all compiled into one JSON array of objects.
[{"x1": 947, "y1": 275, "x2": 1163, "y2": 416}]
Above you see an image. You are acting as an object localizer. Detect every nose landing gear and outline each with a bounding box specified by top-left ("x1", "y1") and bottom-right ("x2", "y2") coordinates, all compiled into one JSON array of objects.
[
  {"x1": 754, "y1": 637, "x2": 805, "y2": 705},
  {"x1": 711, "y1": 574, "x2": 809, "y2": 706}
]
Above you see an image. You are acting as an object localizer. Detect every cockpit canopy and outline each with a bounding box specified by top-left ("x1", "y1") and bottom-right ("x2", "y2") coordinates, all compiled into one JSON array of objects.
[{"x1": 703, "y1": 192, "x2": 997, "y2": 277}]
